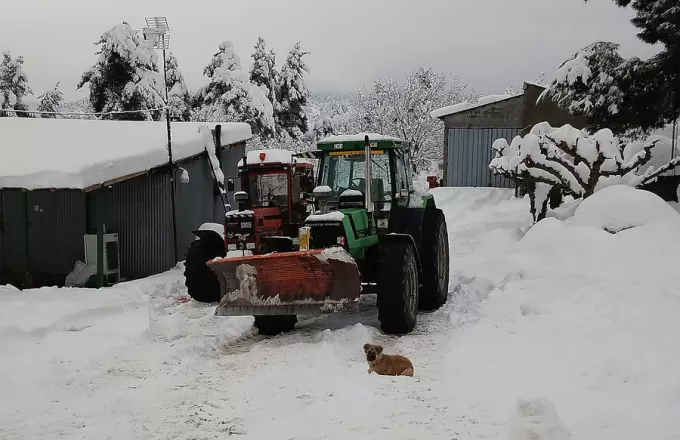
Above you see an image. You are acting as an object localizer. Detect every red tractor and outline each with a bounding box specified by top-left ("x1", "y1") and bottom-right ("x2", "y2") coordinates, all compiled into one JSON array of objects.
[{"x1": 184, "y1": 149, "x2": 315, "y2": 303}]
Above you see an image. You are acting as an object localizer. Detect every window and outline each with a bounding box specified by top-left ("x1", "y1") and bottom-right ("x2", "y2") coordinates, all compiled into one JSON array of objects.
[
  {"x1": 320, "y1": 151, "x2": 392, "y2": 204},
  {"x1": 248, "y1": 172, "x2": 288, "y2": 208}
]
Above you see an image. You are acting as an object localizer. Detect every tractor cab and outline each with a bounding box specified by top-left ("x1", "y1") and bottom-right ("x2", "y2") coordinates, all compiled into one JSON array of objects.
[{"x1": 225, "y1": 149, "x2": 315, "y2": 253}]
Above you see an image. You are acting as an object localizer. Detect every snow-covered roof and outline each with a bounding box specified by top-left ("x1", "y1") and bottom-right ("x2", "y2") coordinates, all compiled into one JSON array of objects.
[
  {"x1": 0, "y1": 118, "x2": 252, "y2": 190},
  {"x1": 317, "y1": 133, "x2": 405, "y2": 144},
  {"x1": 430, "y1": 93, "x2": 522, "y2": 119}
]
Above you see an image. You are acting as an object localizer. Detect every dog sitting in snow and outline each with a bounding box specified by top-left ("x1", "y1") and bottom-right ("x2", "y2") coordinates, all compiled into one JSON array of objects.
[{"x1": 363, "y1": 343, "x2": 414, "y2": 377}]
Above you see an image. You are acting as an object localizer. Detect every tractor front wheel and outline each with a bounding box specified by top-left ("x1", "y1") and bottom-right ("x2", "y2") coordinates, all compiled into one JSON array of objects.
[
  {"x1": 377, "y1": 241, "x2": 419, "y2": 334},
  {"x1": 418, "y1": 209, "x2": 450, "y2": 311},
  {"x1": 254, "y1": 315, "x2": 297, "y2": 336},
  {"x1": 183, "y1": 231, "x2": 225, "y2": 303}
]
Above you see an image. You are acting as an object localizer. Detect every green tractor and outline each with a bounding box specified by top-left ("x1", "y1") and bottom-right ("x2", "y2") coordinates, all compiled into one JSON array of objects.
[{"x1": 193, "y1": 133, "x2": 449, "y2": 335}]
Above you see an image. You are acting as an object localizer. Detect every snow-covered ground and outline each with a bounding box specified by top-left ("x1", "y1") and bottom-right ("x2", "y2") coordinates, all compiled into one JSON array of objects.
[{"x1": 1, "y1": 186, "x2": 679, "y2": 440}]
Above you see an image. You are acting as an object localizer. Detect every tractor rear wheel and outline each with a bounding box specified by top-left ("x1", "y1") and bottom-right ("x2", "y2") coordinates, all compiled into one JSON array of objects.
[
  {"x1": 184, "y1": 231, "x2": 225, "y2": 303},
  {"x1": 418, "y1": 209, "x2": 450, "y2": 311},
  {"x1": 254, "y1": 315, "x2": 297, "y2": 336},
  {"x1": 377, "y1": 241, "x2": 418, "y2": 334}
]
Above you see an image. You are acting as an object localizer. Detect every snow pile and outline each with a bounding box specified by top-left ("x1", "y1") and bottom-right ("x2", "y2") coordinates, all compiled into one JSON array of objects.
[
  {"x1": 430, "y1": 93, "x2": 519, "y2": 118},
  {"x1": 568, "y1": 184, "x2": 680, "y2": 233},
  {"x1": 2, "y1": 187, "x2": 680, "y2": 439},
  {"x1": 509, "y1": 398, "x2": 571, "y2": 440},
  {"x1": 340, "y1": 189, "x2": 363, "y2": 197},
  {"x1": 0, "y1": 118, "x2": 252, "y2": 190}
]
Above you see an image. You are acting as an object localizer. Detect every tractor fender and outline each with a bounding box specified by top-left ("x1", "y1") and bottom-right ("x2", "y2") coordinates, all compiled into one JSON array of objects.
[
  {"x1": 378, "y1": 233, "x2": 422, "y2": 272},
  {"x1": 193, "y1": 223, "x2": 225, "y2": 242}
]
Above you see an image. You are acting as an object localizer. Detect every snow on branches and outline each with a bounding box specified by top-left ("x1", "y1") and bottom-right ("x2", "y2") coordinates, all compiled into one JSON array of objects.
[
  {"x1": 356, "y1": 67, "x2": 473, "y2": 172},
  {"x1": 196, "y1": 41, "x2": 275, "y2": 136},
  {"x1": 490, "y1": 122, "x2": 676, "y2": 221},
  {"x1": 78, "y1": 22, "x2": 166, "y2": 121},
  {"x1": 0, "y1": 51, "x2": 32, "y2": 117},
  {"x1": 37, "y1": 83, "x2": 64, "y2": 118}
]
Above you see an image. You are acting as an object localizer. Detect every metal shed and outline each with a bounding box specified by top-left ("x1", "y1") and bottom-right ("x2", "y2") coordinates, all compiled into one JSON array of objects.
[
  {"x1": 0, "y1": 119, "x2": 250, "y2": 287},
  {"x1": 434, "y1": 82, "x2": 586, "y2": 188}
]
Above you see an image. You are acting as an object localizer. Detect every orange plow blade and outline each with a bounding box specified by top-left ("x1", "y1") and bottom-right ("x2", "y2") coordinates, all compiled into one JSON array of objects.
[{"x1": 209, "y1": 248, "x2": 361, "y2": 316}]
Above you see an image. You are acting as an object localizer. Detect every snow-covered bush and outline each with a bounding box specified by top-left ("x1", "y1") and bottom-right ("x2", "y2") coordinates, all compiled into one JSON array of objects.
[
  {"x1": 195, "y1": 41, "x2": 275, "y2": 136},
  {"x1": 0, "y1": 51, "x2": 32, "y2": 117},
  {"x1": 78, "y1": 22, "x2": 166, "y2": 121},
  {"x1": 490, "y1": 122, "x2": 679, "y2": 222}
]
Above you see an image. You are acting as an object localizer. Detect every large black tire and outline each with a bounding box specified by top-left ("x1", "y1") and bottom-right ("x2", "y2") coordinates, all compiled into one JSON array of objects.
[
  {"x1": 418, "y1": 209, "x2": 450, "y2": 311},
  {"x1": 183, "y1": 231, "x2": 225, "y2": 303},
  {"x1": 377, "y1": 241, "x2": 419, "y2": 334},
  {"x1": 254, "y1": 315, "x2": 297, "y2": 336}
]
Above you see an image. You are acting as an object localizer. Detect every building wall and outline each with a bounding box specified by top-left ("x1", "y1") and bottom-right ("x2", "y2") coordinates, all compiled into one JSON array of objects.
[
  {"x1": 0, "y1": 194, "x2": 3, "y2": 273},
  {"x1": 1, "y1": 141, "x2": 247, "y2": 285},
  {"x1": 87, "y1": 170, "x2": 175, "y2": 280},
  {"x1": 26, "y1": 190, "x2": 86, "y2": 276},
  {"x1": 175, "y1": 155, "x2": 222, "y2": 262},
  {"x1": 1, "y1": 190, "x2": 28, "y2": 273},
  {"x1": 445, "y1": 128, "x2": 519, "y2": 188},
  {"x1": 522, "y1": 83, "x2": 586, "y2": 128},
  {"x1": 444, "y1": 96, "x2": 524, "y2": 129}
]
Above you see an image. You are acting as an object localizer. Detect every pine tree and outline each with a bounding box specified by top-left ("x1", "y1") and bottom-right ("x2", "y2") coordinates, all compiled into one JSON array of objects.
[
  {"x1": 276, "y1": 42, "x2": 310, "y2": 138},
  {"x1": 581, "y1": 0, "x2": 680, "y2": 134},
  {"x1": 164, "y1": 53, "x2": 192, "y2": 121},
  {"x1": 77, "y1": 22, "x2": 166, "y2": 121},
  {"x1": 195, "y1": 41, "x2": 274, "y2": 135},
  {"x1": 0, "y1": 51, "x2": 33, "y2": 117},
  {"x1": 250, "y1": 37, "x2": 278, "y2": 115},
  {"x1": 37, "y1": 82, "x2": 64, "y2": 118}
]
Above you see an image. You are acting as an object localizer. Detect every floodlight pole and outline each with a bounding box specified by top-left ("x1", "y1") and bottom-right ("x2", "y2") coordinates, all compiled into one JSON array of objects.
[
  {"x1": 145, "y1": 16, "x2": 178, "y2": 263},
  {"x1": 162, "y1": 47, "x2": 178, "y2": 263}
]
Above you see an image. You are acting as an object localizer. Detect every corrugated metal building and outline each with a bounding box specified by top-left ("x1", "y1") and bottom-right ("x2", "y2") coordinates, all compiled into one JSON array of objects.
[
  {"x1": 0, "y1": 119, "x2": 249, "y2": 287},
  {"x1": 434, "y1": 81, "x2": 585, "y2": 188}
]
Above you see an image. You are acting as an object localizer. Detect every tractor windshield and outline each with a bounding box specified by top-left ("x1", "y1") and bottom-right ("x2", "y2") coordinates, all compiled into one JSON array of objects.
[
  {"x1": 248, "y1": 171, "x2": 289, "y2": 208},
  {"x1": 320, "y1": 151, "x2": 392, "y2": 207}
]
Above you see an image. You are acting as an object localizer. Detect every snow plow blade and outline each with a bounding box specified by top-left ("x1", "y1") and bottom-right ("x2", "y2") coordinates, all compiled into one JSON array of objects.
[{"x1": 209, "y1": 248, "x2": 361, "y2": 316}]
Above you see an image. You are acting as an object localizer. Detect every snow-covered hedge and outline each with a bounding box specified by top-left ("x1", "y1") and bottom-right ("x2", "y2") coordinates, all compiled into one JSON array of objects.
[{"x1": 490, "y1": 122, "x2": 680, "y2": 222}]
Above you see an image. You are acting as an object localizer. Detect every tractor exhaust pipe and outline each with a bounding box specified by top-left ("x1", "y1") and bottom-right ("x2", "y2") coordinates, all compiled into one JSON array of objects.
[{"x1": 364, "y1": 135, "x2": 373, "y2": 214}]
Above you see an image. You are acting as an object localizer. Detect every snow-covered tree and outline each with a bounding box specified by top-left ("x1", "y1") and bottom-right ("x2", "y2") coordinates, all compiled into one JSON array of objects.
[
  {"x1": 489, "y1": 122, "x2": 680, "y2": 221},
  {"x1": 276, "y1": 42, "x2": 310, "y2": 138},
  {"x1": 195, "y1": 41, "x2": 274, "y2": 135},
  {"x1": 250, "y1": 37, "x2": 278, "y2": 117},
  {"x1": 164, "y1": 53, "x2": 192, "y2": 121},
  {"x1": 36, "y1": 82, "x2": 64, "y2": 118},
  {"x1": 0, "y1": 51, "x2": 33, "y2": 117},
  {"x1": 541, "y1": 41, "x2": 674, "y2": 137},
  {"x1": 356, "y1": 67, "x2": 473, "y2": 172},
  {"x1": 77, "y1": 22, "x2": 166, "y2": 121}
]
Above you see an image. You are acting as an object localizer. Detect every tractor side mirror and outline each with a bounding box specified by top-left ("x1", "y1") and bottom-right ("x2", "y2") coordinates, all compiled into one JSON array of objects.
[{"x1": 227, "y1": 178, "x2": 235, "y2": 192}]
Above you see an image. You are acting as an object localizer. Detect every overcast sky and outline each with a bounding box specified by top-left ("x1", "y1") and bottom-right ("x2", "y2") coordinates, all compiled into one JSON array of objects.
[{"x1": 0, "y1": 0, "x2": 661, "y2": 104}]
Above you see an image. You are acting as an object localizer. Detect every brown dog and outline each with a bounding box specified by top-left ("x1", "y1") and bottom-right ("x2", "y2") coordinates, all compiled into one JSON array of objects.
[{"x1": 363, "y1": 343, "x2": 414, "y2": 377}]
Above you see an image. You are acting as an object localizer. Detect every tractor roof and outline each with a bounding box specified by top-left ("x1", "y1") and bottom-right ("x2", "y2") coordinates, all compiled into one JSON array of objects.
[
  {"x1": 316, "y1": 132, "x2": 408, "y2": 151},
  {"x1": 238, "y1": 149, "x2": 299, "y2": 168}
]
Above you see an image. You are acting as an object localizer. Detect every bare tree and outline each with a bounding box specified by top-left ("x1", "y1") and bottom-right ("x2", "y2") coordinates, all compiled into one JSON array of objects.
[{"x1": 354, "y1": 67, "x2": 473, "y2": 172}]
